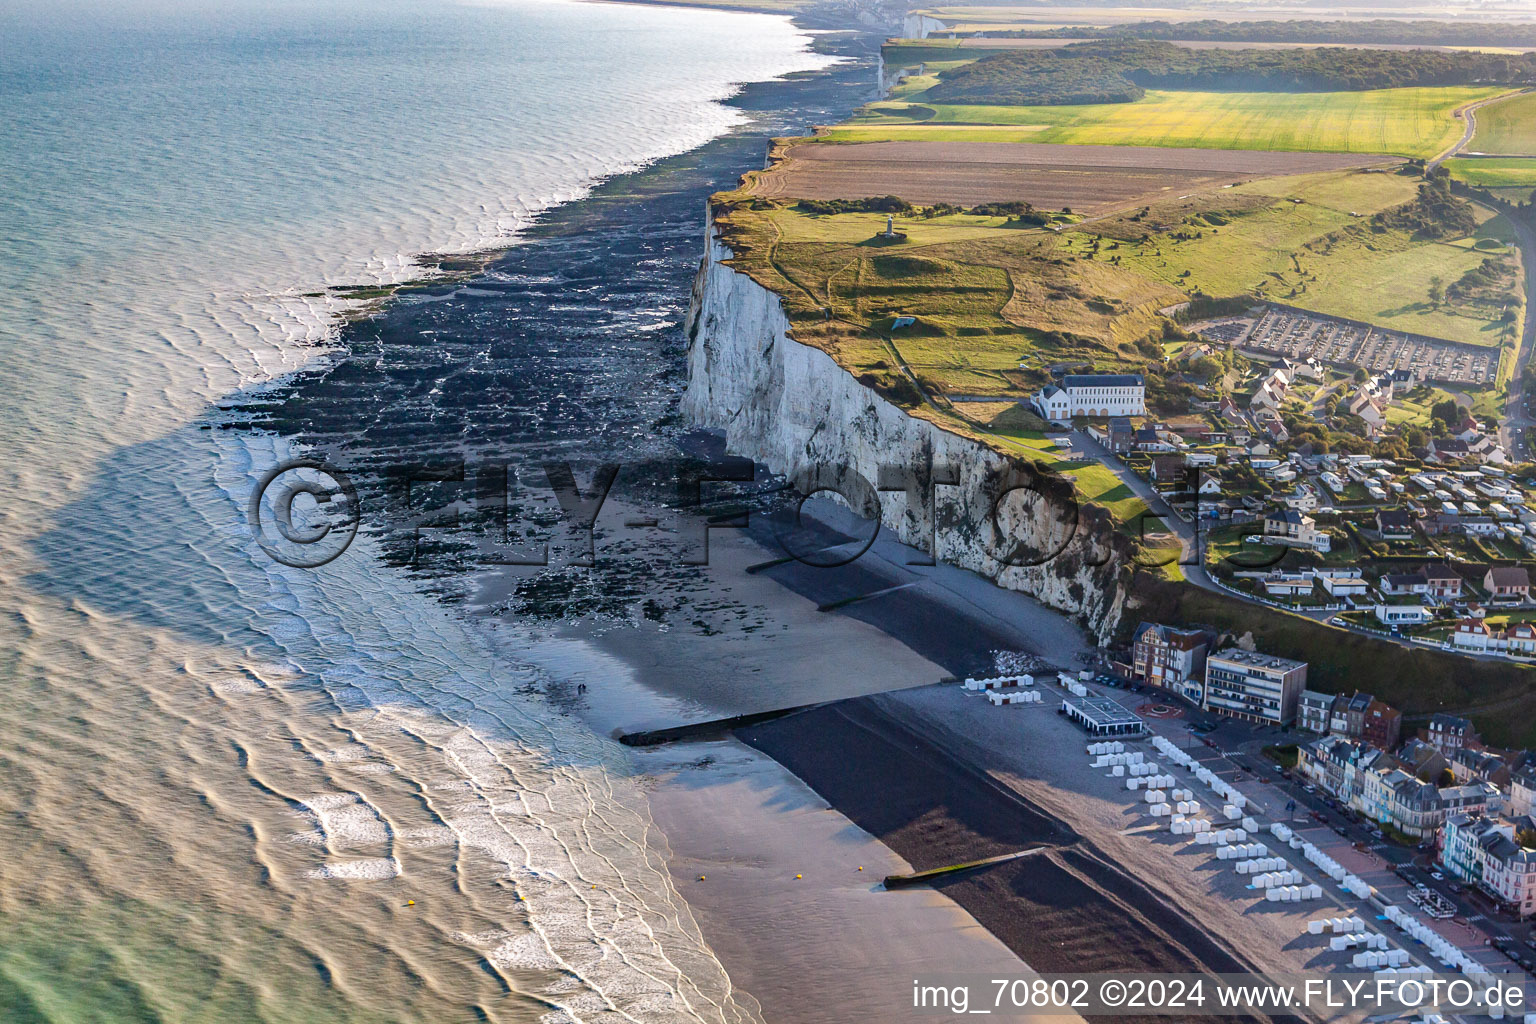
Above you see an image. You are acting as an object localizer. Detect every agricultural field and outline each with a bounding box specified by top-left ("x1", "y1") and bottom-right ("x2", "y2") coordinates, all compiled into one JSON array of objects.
[
  {"x1": 749, "y1": 139, "x2": 1390, "y2": 212},
  {"x1": 1466, "y1": 91, "x2": 1536, "y2": 155},
  {"x1": 1061, "y1": 171, "x2": 1522, "y2": 348},
  {"x1": 716, "y1": 166, "x2": 1515, "y2": 425},
  {"x1": 828, "y1": 86, "x2": 1509, "y2": 159},
  {"x1": 1445, "y1": 157, "x2": 1536, "y2": 188}
]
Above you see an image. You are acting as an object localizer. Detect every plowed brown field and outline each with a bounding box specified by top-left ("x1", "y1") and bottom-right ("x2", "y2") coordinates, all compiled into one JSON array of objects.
[{"x1": 749, "y1": 140, "x2": 1400, "y2": 211}]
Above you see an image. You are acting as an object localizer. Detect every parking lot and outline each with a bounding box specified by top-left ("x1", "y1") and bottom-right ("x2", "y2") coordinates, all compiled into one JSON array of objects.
[{"x1": 1212, "y1": 305, "x2": 1498, "y2": 385}]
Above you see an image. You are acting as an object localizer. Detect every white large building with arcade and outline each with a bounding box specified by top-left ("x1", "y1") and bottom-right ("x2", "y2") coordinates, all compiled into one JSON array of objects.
[{"x1": 1032, "y1": 373, "x2": 1146, "y2": 422}]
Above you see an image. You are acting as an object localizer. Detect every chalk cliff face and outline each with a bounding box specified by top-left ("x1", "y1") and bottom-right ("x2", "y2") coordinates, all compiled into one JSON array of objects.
[{"x1": 683, "y1": 214, "x2": 1128, "y2": 643}]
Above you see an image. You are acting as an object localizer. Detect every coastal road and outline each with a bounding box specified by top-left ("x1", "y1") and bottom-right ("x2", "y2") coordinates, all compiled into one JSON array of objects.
[
  {"x1": 1426, "y1": 90, "x2": 1523, "y2": 170},
  {"x1": 1499, "y1": 210, "x2": 1536, "y2": 460}
]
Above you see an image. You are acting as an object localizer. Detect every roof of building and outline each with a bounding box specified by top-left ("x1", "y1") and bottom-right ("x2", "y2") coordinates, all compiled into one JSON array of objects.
[
  {"x1": 1299, "y1": 689, "x2": 1338, "y2": 708},
  {"x1": 1377, "y1": 509, "x2": 1413, "y2": 530},
  {"x1": 1384, "y1": 572, "x2": 1426, "y2": 588},
  {"x1": 1209, "y1": 647, "x2": 1308, "y2": 672},
  {"x1": 1109, "y1": 416, "x2": 1134, "y2": 433},
  {"x1": 1486, "y1": 566, "x2": 1531, "y2": 588},
  {"x1": 1132, "y1": 621, "x2": 1211, "y2": 650},
  {"x1": 1421, "y1": 563, "x2": 1460, "y2": 583},
  {"x1": 1062, "y1": 694, "x2": 1144, "y2": 731},
  {"x1": 1064, "y1": 373, "x2": 1144, "y2": 389},
  {"x1": 1431, "y1": 713, "x2": 1474, "y2": 732}
]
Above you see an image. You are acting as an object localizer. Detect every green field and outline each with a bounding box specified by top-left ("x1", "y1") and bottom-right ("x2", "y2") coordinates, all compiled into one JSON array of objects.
[
  {"x1": 716, "y1": 169, "x2": 1514, "y2": 420},
  {"x1": 1466, "y1": 91, "x2": 1536, "y2": 155},
  {"x1": 1061, "y1": 172, "x2": 1521, "y2": 347},
  {"x1": 829, "y1": 86, "x2": 1511, "y2": 159},
  {"x1": 1445, "y1": 157, "x2": 1536, "y2": 188}
]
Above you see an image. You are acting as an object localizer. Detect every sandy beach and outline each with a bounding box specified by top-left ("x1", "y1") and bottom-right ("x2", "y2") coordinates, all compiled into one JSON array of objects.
[
  {"x1": 584, "y1": 494, "x2": 1423, "y2": 1022},
  {"x1": 528, "y1": 502, "x2": 1108, "y2": 1023},
  {"x1": 641, "y1": 737, "x2": 1049, "y2": 1024}
]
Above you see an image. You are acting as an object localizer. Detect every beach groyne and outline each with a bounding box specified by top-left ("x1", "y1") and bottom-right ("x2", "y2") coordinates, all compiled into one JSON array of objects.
[{"x1": 682, "y1": 207, "x2": 1128, "y2": 642}]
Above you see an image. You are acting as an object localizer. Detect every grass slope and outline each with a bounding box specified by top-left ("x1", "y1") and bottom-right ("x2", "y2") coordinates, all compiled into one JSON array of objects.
[
  {"x1": 832, "y1": 86, "x2": 1509, "y2": 159},
  {"x1": 1446, "y1": 157, "x2": 1536, "y2": 188},
  {"x1": 1467, "y1": 90, "x2": 1536, "y2": 155},
  {"x1": 1066, "y1": 171, "x2": 1521, "y2": 347}
]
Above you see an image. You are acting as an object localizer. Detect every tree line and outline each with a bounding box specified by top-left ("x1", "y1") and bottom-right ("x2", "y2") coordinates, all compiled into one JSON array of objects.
[{"x1": 929, "y1": 40, "x2": 1536, "y2": 106}]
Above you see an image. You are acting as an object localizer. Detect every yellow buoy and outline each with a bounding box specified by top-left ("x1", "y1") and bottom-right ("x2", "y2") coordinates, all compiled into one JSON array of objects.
[
  {"x1": 795, "y1": 874, "x2": 802, "y2": 879},
  {"x1": 857, "y1": 867, "x2": 863, "y2": 871},
  {"x1": 698, "y1": 875, "x2": 706, "y2": 881},
  {"x1": 405, "y1": 900, "x2": 415, "y2": 906}
]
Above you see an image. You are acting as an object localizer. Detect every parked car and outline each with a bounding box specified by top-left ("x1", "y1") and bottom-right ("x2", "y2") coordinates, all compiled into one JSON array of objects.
[{"x1": 1431, "y1": 871, "x2": 1444, "y2": 881}]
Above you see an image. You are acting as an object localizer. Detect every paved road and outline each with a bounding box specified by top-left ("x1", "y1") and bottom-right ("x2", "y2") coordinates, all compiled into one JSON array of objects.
[
  {"x1": 1426, "y1": 91, "x2": 1516, "y2": 170},
  {"x1": 1500, "y1": 211, "x2": 1536, "y2": 460},
  {"x1": 1428, "y1": 90, "x2": 1533, "y2": 458}
]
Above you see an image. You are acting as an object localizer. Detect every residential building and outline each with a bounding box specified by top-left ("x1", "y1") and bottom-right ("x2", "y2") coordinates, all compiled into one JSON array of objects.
[
  {"x1": 1428, "y1": 714, "x2": 1477, "y2": 757},
  {"x1": 1298, "y1": 736, "x2": 1498, "y2": 839},
  {"x1": 1033, "y1": 373, "x2": 1146, "y2": 421},
  {"x1": 1130, "y1": 622, "x2": 1213, "y2": 702},
  {"x1": 1150, "y1": 454, "x2": 1186, "y2": 485},
  {"x1": 1362, "y1": 698, "x2": 1403, "y2": 751},
  {"x1": 1513, "y1": 766, "x2": 1536, "y2": 818},
  {"x1": 1431, "y1": 437, "x2": 1472, "y2": 463},
  {"x1": 1298, "y1": 690, "x2": 1339, "y2": 734},
  {"x1": 1329, "y1": 691, "x2": 1374, "y2": 740},
  {"x1": 1440, "y1": 813, "x2": 1536, "y2": 918},
  {"x1": 1449, "y1": 748, "x2": 1512, "y2": 788},
  {"x1": 1461, "y1": 516, "x2": 1501, "y2": 537},
  {"x1": 1381, "y1": 572, "x2": 1428, "y2": 596},
  {"x1": 1453, "y1": 618, "x2": 1504, "y2": 653},
  {"x1": 1317, "y1": 568, "x2": 1367, "y2": 597},
  {"x1": 1420, "y1": 564, "x2": 1463, "y2": 600},
  {"x1": 1107, "y1": 416, "x2": 1134, "y2": 453},
  {"x1": 1203, "y1": 648, "x2": 1308, "y2": 726},
  {"x1": 1485, "y1": 567, "x2": 1531, "y2": 604},
  {"x1": 1376, "y1": 509, "x2": 1413, "y2": 540},
  {"x1": 1398, "y1": 739, "x2": 1448, "y2": 784},
  {"x1": 1374, "y1": 603, "x2": 1432, "y2": 627},
  {"x1": 1263, "y1": 572, "x2": 1315, "y2": 597},
  {"x1": 1262, "y1": 509, "x2": 1329, "y2": 552}
]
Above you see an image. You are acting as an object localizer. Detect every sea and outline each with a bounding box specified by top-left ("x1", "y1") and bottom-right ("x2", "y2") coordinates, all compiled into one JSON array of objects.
[{"x1": 0, "y1": 1, "x2": 861, "y2": 1020}]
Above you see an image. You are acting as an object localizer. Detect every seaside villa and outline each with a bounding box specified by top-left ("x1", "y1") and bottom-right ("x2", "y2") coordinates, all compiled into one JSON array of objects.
[{"x1": 1032, "y1": 373, "x2": 1146, "y2": 423}]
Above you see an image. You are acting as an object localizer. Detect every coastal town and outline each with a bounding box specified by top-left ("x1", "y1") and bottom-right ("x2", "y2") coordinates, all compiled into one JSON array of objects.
[
  {"x1": 955, "y1": 621, "x2": 1536, "y2": 986},
  {"x1": 1028, "y1": 356, "x2": 1536, "y2": 662}
]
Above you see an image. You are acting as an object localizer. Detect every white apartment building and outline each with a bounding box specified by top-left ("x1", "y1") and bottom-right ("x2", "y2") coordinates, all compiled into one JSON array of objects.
[
  {"x1": 1033, "y1": 373, "x2": 1146, "y2": 422},
  {"x1": 1203, "y1": 648, "x2": 1308, "y2": 726}
]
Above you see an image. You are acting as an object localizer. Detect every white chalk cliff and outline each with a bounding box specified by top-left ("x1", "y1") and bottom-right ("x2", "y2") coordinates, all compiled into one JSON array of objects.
[{"x1": 683, "y1": 210, "x2": 1128, "y2": 642}]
